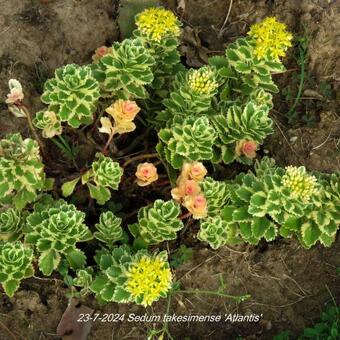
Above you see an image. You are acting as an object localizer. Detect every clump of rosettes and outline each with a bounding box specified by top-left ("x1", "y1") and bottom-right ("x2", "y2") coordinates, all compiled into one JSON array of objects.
[
  {"x1": 126, "y1": 255, "x2": 172, "y2": 307},
  {"x1": 135, "y1": 7, "x2": 180, "y2": 42},
  {"x1": 187, "y1": 67, "x2": 218, "y2": 95},
  {"x1": 282, "y1": 166, "x2": 318, "y2": 202},
  {"x1": 247, "y1": 17, "x2": 293, "y2": 60}
]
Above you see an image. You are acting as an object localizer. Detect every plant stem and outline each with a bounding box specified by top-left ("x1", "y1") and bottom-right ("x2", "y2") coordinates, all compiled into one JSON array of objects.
[
  {"x1": 176, "y1": 289, "x2": 250, "y2": 302},
  {"x1": 102, "y1": 131, "x2": 115, "y2": 153},
  {"x1": 21, "y1": 105, "x2": 48, "y2": 161},
  {"x1": 123, "y1": 152, "x2": 159, "y2": 168}
]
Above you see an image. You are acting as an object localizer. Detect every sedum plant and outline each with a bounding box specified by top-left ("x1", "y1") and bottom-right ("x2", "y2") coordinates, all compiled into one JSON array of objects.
[
  {"x1": 24, "y1": 199, "x2": 92, "y2": 276},
  {"x1": 38, "y1": 64, "x2": 100, "y2": 129},
  {"x1": 62, "y1": 153, "x2": 123, "y2": 205},
  {"x1": 0, "y1": 208, "x2": 23, "y2": 242},
  {"x1": 0, "y1": 242, "x2": 34, "y2": 297},
  {"x1": 137, "y1": 199, "x2": 184, "y2": 244},
  {"x1": 0, "y1": 133, "x2": 46, "y2": 209},
  {"x1": 158, "y1": 116, "x2": 217, "y2": 169},
  {"x1": 90, "y1": 246, "x2": 172, "y2": 306},
  {"x1": 198, "y1": 216, "x2": 238, "y2": 250},
  {"x1": 94, "y1": 211, "x2": 123, "y2": 247},
  {"x1": 134, "y1": 7, "x2": 182, "y2": 91},
  {"x1": 92, "y1": 38, "x2": 155, "y2": 99}
]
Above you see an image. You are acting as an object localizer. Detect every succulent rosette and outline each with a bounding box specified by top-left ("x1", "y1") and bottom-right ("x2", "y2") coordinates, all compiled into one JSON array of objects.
[
  {"x1": 0, "y1": 208, "x2": 23, "y2": 242},
  {"x1": 25, "y1": 199, "x2": 92, "y2": 275},
  {"x1": 40, "y1": 64, "x2": 100, "y2": 128},
  {"x1": 0, "y1": 242, "x2": 34, "y2": 297},
  {"x1": 0, "y1": 133, "x2": 46, "y2": 209},
  {"x1": 90, "y1": 246, "x2": 172, "y2": 306},
  {"x1": 137, "y1": 199, "x2": 184, "y2": 244}
]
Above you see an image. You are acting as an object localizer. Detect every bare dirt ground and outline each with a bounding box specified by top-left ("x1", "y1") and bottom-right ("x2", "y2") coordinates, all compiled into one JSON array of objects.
[{"x1": 0, "y1": 0, "x2": 339, "y2": 339}]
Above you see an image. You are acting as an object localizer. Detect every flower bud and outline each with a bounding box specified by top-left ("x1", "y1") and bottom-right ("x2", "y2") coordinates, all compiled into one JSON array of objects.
[{"x1": 235, "y1": 140, "x2": 258, "y2": 159}]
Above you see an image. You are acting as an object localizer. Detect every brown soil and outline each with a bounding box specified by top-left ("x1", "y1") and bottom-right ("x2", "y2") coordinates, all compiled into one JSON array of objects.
[{"x1": 0, "y1": 0, "x2": 339, "y2": 339}]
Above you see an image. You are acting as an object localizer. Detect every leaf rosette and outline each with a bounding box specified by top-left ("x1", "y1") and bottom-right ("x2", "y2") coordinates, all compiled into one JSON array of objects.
[
  {"x1": 0, "y1": 242, "x2": 34, "y2": 297},
  {"x1": 0, "y1": 133, "x2": 46, "y2": 209},
  {"x1": 137, "y1": 199, "x2": 184, "y2": 244},
  {"x1": 0, "y1": 208, "x2": 23, "y2": 242},
  {"x1": 40, "y1": 64, "x2": 100, "y2": 128}
]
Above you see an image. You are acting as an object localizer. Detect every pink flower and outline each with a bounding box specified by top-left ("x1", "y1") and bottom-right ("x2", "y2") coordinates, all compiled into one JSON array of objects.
[
  {"x1": 92, "y1": 46, "x2": 112, "y2": 62},
  {"x1": 171, "y1": 179, "x2": 201, "y2": 202},
  {"x1": 135, "y1": 162, "x2": 158, "y2": 186},
  {"x1": 106, "y1": 100, "x2": 141, "y2": 122},
  {"x1": 183, "y1": 194, "x2": 208, "y2": 219},
  {"x1": 235, "y1": 140, "x2": 258, "y2": 159},
  {"x1": 6, "y1": 88, "x2": 24, "y2": 105},
  {"x1": 122, "y1": 101, "x2": 141, "y2": 120}
]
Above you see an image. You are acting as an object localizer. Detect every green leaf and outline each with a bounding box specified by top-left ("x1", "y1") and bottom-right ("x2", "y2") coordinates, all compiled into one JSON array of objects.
[
  {"x1": 90, "y1": 275, "x2": 108, "y2": 294},
  {"x1": 252, "y1": 217, "x2": 271, "y2": 238},
  {"x1": 112, "y1": 287, "x2": 131, "y2": 302},
  {"x1": 301, "y1": 223, "x2": 321, "y2": 248},
  {"x1": 87, "y1": 183, "x2": 111, "y2": 205},
  {"x1": 39, "y1": 250, "x2": 60, "y2": 276},
  {"x1": 65, "y1": 249, "x2": 86, "y2": 270},
  {"x1": 3, "y1": 279, "x2": 20, "y2": 297},
  {"x1": 61, "y1": 177, "x2": 80, "y2": 197}
]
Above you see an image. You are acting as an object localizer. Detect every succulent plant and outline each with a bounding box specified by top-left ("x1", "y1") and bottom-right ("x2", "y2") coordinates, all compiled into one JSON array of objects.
[
  {"x1": 92, "y1": 39, "x2": 155, "y2": 99},
  {"x1": 158, "y1": 116, "x2": 217, "y2": 169},
  {"x1": 200, "y1": 177, "x2": 229, "y2": 216},
  {"x1": 221, "y1": 38, "x2": 285, "y2": 94},
  {"x1": 25, "y1": 199, "x2": 92, "y2": 276},
  {"x1": 0, "y1": 133, "x2": 46, "y2": 209},
  {"x1": 88, "y1": 153, "x2": 123, "y2": 205},
  {"x1": 61, "y1": 153, "x2": 123, "y2": 205},
  {"x1": 137, "y1": 199, "x2": 184, "y2": 244},
  {"x1": 90, "y1": 246, "x2": 172, "y2": 306},
  {"x1": 33, "y1": 109, "x2": 62, "y2": 138},
  {"x1": 94, "y1": 211, "x2": 123, "y2": 247},
  {"x1": 212, "y1": 101, "x2": 273, "y2": 145},
  {"x1": 73, "y1": 267, "x2": 94, "y2": 294},
  {"x1": 0, "y1": 208, "x2": 23, "y2": 242},
  {"x1": 157, "y1": 68, "x2": 218, "y2": 126},
  {"x1": 198, "y1": 216, "x2": 239, "y2": 249},
  {"x1": 0, "y1": 242, "x2": 34, "y2": 297},
  {"x1": 40, "y1": 64, "x2": 100, "y2": 128},
  {"x1": 134, "y1": 7, "x2": 182, "y2": 90}
]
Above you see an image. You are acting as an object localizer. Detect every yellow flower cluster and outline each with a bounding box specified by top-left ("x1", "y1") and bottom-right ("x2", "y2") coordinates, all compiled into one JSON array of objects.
[
  {"x1": 248, "y1": 17, "x2": 293, "y2": 60},
  {"x1": 135, "y1": 7, "x2": 180, "y2": 42},
  {"x1": 282, "y1": 166, "x2": 318, "y2": 202},
  {"x1": 187, "y1": 67, "x2": 218, "y2": 95},
  {"x1": 126, "y1": 255, "x2": 172, "y2": 306}
]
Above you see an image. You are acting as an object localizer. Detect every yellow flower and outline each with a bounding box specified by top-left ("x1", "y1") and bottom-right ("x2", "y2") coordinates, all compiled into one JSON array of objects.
[
  {"x1": 135, "y1": 162, "x2": 159, "y2": 187},
  {"x1": 125, "y1": 255, "x2": 172, "y2": 307},
  {"x1": 187, "y1": 67, "x2": 218, "y2": 95},
  {"x1": 135, "y1": 7, "x2": 181, "y2": 42},
  {"x1": 282, "y1": 166, "x2": 318, "y2": 202},
  {"x1": 248, "y1": 17, "x2": 293, "y2": 60}
]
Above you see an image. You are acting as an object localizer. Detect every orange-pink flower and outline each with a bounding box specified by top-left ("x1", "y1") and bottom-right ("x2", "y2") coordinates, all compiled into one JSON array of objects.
[
  {"x1": 183, "y1": 195, "x2": 208, "y2": 219},
  {"x1": 235, "y1": 140, "x2": 258, "y2": 159},
  {"x1": 171, "y1": 179, "x2": 201, "y2": 202},
  {"x1": 92, "y1": 46, "x2": 112, "y2": 62},
  {"x1": 180, "y1": 161, "x2": 207, "y2": 182},
  {"x1": 135, "y1": 162, "x2": 159, "y2": 187}
]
